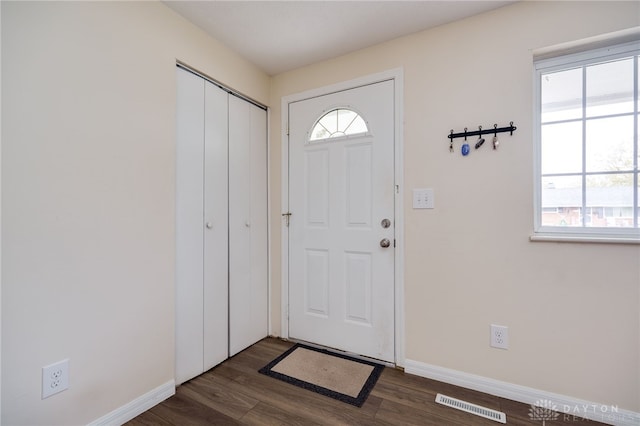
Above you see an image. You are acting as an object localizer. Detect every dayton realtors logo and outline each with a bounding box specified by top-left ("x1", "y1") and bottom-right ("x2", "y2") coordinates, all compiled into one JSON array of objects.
[
  {"x1": 529, "y1": 399, "x2": 623, "y2": 424},
  {"x1": 529, "y1": 400, "x2": 560, "y2": 425}
]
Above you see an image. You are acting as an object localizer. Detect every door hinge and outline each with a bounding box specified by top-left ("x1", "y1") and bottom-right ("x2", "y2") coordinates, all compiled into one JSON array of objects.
[
  {"x1": 394, "y1": 239, "x2": 396, "y2": 247},
  {"x1": 286, "y1": 122, "x2": 290, "y2": 136},
  {"x1": 282, "y1": 212, "x2": 292, "y2": 227}
]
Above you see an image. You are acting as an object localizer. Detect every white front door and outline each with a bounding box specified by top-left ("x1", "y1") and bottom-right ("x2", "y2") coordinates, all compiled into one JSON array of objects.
[{"x1": 288, "y1": 80, "x2": 395, "y2": 363}]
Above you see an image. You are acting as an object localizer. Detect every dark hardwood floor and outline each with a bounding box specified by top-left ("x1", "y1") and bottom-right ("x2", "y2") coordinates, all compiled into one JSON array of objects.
[{"x1": 126, "y1": 338, "x2": 604, "y2": 425}]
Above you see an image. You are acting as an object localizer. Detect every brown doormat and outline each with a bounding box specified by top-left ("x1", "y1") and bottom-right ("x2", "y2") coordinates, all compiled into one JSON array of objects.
[{"x1": 258, "y1": 343, "x2": 384, "y2": 407}]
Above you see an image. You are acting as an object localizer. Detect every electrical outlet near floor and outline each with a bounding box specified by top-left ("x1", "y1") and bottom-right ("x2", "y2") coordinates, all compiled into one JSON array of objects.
[
  {"x1": 490, "y1": 325, "x2": 509, "y2": 350},
  {"x1": 42, "y1": 359, "x2": 69, "y2": 399}
]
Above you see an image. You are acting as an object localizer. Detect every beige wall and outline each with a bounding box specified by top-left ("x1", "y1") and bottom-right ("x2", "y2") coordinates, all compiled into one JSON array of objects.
[
  {"x1": 269, "y1": 1, "x2": 640, "y2": 412},
  {"x1": 1, "y1": 2, "x2": 269, "y2": 425},
  {"x1": 2, "y1": 1, "x2": 639, "y2": 424}
]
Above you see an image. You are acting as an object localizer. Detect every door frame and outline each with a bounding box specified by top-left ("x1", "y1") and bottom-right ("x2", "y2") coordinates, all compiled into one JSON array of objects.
[{"x1": 280, "y1": 68, "x2": 405, "y2": 367}]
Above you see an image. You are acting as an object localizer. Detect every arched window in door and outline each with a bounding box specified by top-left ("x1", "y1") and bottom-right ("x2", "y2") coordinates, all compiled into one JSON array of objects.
[{"x1": 309, "y1": 108, "x2": 369, "y2": 141}]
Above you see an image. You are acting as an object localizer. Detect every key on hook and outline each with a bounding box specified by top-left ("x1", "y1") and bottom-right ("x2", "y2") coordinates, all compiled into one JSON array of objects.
[
  {"x1": 475, "y1": 126, "x2": 485, "y2": 149},
  {"x1": 449, "y1": 130, "x2": 454, "y2": 152}
]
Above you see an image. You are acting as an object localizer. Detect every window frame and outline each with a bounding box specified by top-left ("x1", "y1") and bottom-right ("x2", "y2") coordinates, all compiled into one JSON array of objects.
[
  {"x1": 307, "y1": 107, "x2": 371, "y2": 143},
  {"x1": 532, "y1": 41, "x2": 640, "y2": 244}
]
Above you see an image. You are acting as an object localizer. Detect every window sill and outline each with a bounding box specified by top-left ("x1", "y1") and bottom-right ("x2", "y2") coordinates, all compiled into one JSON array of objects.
[{"x1": 530, "y1": 233, "x2": 640, "y2": 245}]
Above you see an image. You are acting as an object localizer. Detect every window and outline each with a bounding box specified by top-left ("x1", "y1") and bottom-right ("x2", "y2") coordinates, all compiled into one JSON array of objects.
[
  {"x1": 534, "y1": 41, "x2": 639, "y2": 242},
  {"x1": 309, "y1": 108, "x2": 368, "y2": 141}
]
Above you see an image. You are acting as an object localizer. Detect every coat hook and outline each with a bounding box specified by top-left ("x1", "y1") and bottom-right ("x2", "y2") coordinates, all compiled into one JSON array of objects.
[
  {"x1": 475, "y1": 126, "x2": 485, "y2": 149},
  {"x1": 493, "y1": 123, "x2": 498, "y2": 137},
  {"x1": 464, "y1": 127, "x2": 468, "y2": 141},
  {"x1": 510, "y1": 121, "x2": 514, "y2": 135},
  {"x1": 449, "y1": 130, "x2": 454, "y2": 152}
]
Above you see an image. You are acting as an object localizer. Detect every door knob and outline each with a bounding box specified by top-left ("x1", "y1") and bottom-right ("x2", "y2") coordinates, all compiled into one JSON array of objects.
[
  {"x1": 206, "y1": 222, "x2": 213, "y2": 229},
  {"x1": 381, "y1": 218, "x2": 391, "y2": 228},
  {"x1": 380, "y1": 238, "x2": 391, "y2": 248}
]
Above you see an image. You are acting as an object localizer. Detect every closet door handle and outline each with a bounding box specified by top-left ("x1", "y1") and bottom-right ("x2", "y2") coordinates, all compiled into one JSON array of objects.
[
  {"x1": 245, "y1": 221, "x2": 251, "y2": 228},
  {"x1": 206, "y1": 222, "x2": 213, "y2": 229}
]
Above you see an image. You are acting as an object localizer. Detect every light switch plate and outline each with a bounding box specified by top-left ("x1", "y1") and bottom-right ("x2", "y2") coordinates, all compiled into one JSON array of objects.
[{"x1": 413, "y1": 188, "x2": 434, "y2": 209}]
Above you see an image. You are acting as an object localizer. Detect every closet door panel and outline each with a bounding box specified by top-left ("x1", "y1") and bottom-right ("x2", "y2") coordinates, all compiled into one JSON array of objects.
[
  {"x1": 229, "y1": 96, "x2": 268, "y2": 356},
  {"x1": 203, "y1": 82, "x2": 229, "y2": 370},
  {"x1": 229, "y1": 96, "x2": 252, "y2": 356},
  {"x1": 176, "y1": 68, "x2": 205, "y2": 385},
  {"x1": 249, "y1": 103, "x2": 268, "y2": 346}
]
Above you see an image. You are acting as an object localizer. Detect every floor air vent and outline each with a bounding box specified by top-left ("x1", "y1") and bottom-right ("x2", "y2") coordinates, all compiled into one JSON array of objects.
[{"x1": 435, "y1": 393, "x2": 507, "y2": 423}]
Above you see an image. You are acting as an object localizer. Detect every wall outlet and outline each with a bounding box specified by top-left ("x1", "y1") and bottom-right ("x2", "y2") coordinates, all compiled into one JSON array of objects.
[
  {"x1": 42, "y1": 359, "x2": 69, "y2": 399},
  {"x1": 490, "y1": 325, "x2": 509, "y2": 350}
]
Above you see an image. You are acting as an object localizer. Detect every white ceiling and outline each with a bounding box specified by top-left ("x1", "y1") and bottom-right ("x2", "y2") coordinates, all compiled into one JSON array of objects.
[{"x1": 164, "y1": 1, "x2": 515, "y2": 76}]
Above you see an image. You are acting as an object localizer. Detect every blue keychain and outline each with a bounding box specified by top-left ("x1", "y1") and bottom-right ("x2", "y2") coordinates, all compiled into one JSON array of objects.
[{"x1": 461, "y1": 127, "x2": 470, "y2": 156}]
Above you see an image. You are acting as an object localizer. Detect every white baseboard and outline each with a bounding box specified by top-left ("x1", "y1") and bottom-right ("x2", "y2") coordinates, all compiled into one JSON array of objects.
[
  {"x1": 404, "y1": 359, "x2": 639, "y2": 426},
  {"x1": 87, "y1": 380, "x2": 175, "y2": 426}
]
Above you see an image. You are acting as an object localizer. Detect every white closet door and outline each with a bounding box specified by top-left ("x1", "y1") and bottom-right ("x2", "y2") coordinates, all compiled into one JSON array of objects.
[
  {"x1": 203, "y1": 81, "x2": 229, "y2": 371},
  {"x1": 177, "y1": 67, "x2": 268, "y2": 382},
  {"x1": 176, "y1": 67, "x2": 206, "y2": 385},
  {"x1": 176, "y1": 69, "x2": 230, "y2": 384},
  {"x1": 229, "y1": 95, "x2": 268, "y2": 356}
]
